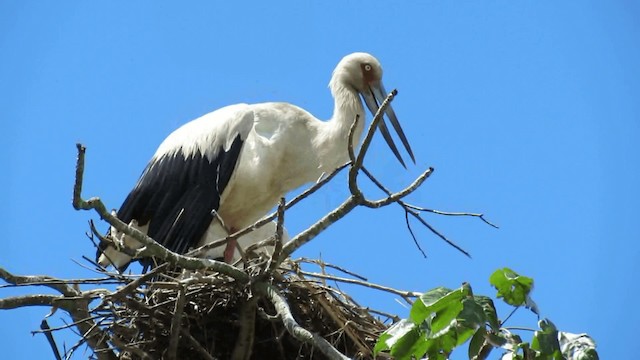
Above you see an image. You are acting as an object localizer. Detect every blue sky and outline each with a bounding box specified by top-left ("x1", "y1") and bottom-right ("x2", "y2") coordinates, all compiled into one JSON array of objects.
[{"x1": 1, "y1": 1, "x2": 638, "y2": 359}]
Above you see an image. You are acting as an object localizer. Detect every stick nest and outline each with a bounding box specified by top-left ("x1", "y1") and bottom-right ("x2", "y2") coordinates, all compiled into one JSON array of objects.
[{"x1": 98, "y1": 257, "x2": 390, "y2": 359}]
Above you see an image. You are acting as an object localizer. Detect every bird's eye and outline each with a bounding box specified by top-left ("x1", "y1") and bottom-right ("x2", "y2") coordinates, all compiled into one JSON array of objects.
[{"x1": 364, "y1": 64, "x2": 372, "y2": 71}]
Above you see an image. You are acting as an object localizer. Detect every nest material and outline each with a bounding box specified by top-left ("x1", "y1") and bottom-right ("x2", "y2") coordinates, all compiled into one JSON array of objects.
[{"x1": 100, "y1": 258, "x2": 389, "y2": 359}]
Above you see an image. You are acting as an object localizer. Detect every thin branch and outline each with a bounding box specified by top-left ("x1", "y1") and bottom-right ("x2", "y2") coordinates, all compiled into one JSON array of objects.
[
  {"x1": 297, "y1": 271, "x2": 420, "y2": 300},
  {"x1": 359, "y1": 167, "x2": 434, "y2": 208},
  {"x1": 297, "y1": 258, "x2": 368, "y2": 282},
  {"x1": 0, "y1": 266, "x2": 78, "y2": 297},
  {"x1": 254, "y1": 282, "x2": 350, "y2": 360},
  {"x1": 267, "y1": 198, "x2": 286, "y2": 273},
  {"x1": 166, "y1": 285, "x2": 187, "y2": 360},
  {"x1": 403, "y1": 204, "x2": 499, "y2": 229},
  {"x1": 349, "y1": 89, "x2": 398, "y2": 193},
  {"x1": 360, "y1": 166, "x2": 471, "y2": 258},
  {"x1": 181, "y1": 329, "x2": 216, "y2": 360},
  {"x1": 40, "y1": 320, "x2": 62, "y2": 360},
  {"x1": 232, "y1": 296, "x2": 257, "y2": 360},
  {"x1": 404, "y1": 210, "x2": 428, "y2": 258},
  {"x1": 279, "y1": 196, "x2": 359, "y2": 262}
]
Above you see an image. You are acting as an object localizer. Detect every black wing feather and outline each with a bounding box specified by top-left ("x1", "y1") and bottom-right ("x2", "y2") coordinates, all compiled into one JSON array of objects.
[{"x1": 100, "y1": 135, "x2": 244, "y2": 263}]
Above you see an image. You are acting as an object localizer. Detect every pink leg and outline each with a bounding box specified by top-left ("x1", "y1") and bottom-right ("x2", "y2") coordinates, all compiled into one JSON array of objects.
[{"x1": 223, "y1": 229, "x2": 237, "y2": 263}]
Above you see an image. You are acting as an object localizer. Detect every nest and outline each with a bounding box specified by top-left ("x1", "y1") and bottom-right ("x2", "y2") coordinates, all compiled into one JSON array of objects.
[{"x1": 96, "y1": 257, "x2": 391, "y2": 360}]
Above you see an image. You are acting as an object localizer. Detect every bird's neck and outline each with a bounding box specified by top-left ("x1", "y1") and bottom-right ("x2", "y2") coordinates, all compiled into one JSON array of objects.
[
  {"x1": 328, "y1": 83, "x2": 365, "y2": 144},
  {"x1": 313, "y1": 83, "x2": 366, "y2": 173}
]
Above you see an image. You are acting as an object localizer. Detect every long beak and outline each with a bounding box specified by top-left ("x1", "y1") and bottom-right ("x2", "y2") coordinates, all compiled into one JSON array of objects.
[{"x1": 362, "y1": 81, "x2": 416, "y2": 168}]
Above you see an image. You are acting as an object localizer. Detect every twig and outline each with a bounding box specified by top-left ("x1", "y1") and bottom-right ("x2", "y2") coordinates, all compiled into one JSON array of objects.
[
  {"x1": 39, "y1": 320, "x2": 62, "y2": 360},
  {"x1": 267, "y1": 198, "x2": 286, "y2": 273},
  {"x1": 404, "y1": 211, "x2": 428, "y2": 258},
  {"x1": 279, "y1": 196, "x2": 359, "y2": 262},
  {"x1": 297, "y1": 271, "x2": 421, "y2": 300},
  {"x1": 360, "y1": 166, "x2": 471, "y2": 258},
  {"x1": 0, "y1": 267, "x2": 78, "y2": 296},
  {"x1": 403, "y1": 204, "x2": 499, "y2": 228},
  {"x1": 181, "y1": 329, "x2": 216, "y2": 360},
  {"x1": 297, "y1": 258, "x2": 368, "y2": 282},
  {"x1": 254, "y1": 282, "x2": 350, "y2": 360},
  {"x1": 231, "y1": 296, "x2": 257, "y2": 360},
  {"x1": 359, "y1": 167, "x2": 434, "y2": 208},
  {"x1": 349, "y1": 89, "x2": 398, "y2": 192},
  {"x1": 166, "y1": 285, "x2": 187, "y2": 360}
]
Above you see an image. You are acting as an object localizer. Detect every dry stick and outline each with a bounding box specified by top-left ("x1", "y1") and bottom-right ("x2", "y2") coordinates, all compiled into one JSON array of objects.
[
  {"x1": 360, "y1": 166, "x2": 472, "y2": 258},
  {"x1": 0, "y1": 267, "x2": 117, "y2": 360},
  {"x1": 349, "y1": 89, "x2": 398, "y2": 193},
  {"x1": 181, "y1": 329, "x2": 216, "y2": 360},
  {"x1": 108, "y1": 263, "x2": 168, "y2": 301},
  {"x1": 40, "y1": 320, "x2": 62, "y2": 360},
  {"x1": 72, "y1": 144, "x2": 250, "y2": 283},
  {"x1": 166, "y1": 285, "x2": 187, "y2": 360},
  {"x1": 313, "y1": 292, "x2": 370, "y2": 358},
  {"x1": 297, "y1": 271, "x2": 421, "y2": 300},
  {"x1": 231, "y1": 296, "x2": 258, "y2": 360},
  {"x1": 404, "y1": 211, "x2": 428, "y2": 258},
  {"x1": 298, "y1": 258, "x2": 368, "y2": 282},
  {"x1": 267, "y1": 198, "x2": 286, "y2": 273},
  {"x1": 0, "y1": 267, "x2": 78, "y2": 296},
  {"x1": 254, "y1": 282, "x2": 350, "y2": 360},
  {"x1": 279, "y1": 197, "x2": 359, "y2": 263},
  {"x1": 403, "y1": 204, "x2": 499, "y2": 229}
]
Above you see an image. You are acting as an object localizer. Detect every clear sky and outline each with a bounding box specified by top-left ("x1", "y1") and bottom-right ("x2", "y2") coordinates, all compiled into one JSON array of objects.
[{"x1": 1, "y1": 1, "x2": 638, "y2": 359}]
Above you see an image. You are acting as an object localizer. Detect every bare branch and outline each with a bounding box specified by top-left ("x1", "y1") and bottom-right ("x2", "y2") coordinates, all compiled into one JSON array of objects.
[
  {"x1": 279, "y1": 196, "x2": 359, "y2": 262},
  {"x1": 0, "y1": 269, "x2": 116, "y2": 360},
  {"x1": 254, "y1": 282, "x2": 350, "y2": 360},
  {"x1": 359, "y1": 167, "x2": 434, "y2": 208},
  {"x1": 403, "y1": 204, "x2": 499, "y2": 228},
  {"x1": 232, "y1": 296, "x2": 257, "y2": 360},
  {"x1": 297, "y1": 271, "x2": 421, "y2": 300},
  {"x1": 360, "y1": 166, "x2": 471, "y2": 258},
  {"x1": 0, "y1": 266, "x2": 78, "y2": 297},
  {"x1": 40, "y1": 320, "x2": 62, "y2": 360},
  {"x1": 166, "y1": 285, "x2": 186, "y2": 360},
  {"x1": 267, "y1": 198, "x2": 286, "y2": 273},
  {"x1": 349, "y1": 89, "x2": 398, "y2": 191}
]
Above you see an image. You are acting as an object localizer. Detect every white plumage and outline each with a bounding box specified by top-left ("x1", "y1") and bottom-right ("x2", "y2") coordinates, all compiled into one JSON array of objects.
[{"x1": 97, "y1": 52, "x2": 414, "y2": 270}]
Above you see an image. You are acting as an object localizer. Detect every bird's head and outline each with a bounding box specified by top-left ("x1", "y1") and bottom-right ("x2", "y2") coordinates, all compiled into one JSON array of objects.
[{"x1": 331, "y1": 52, "x2": 416, "y2": 167}]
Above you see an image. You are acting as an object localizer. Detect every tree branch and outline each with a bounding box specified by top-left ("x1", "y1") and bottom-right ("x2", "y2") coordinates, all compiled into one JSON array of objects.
[{"x1": 254, "y1": 282, "x2": 350, "y2": 360}]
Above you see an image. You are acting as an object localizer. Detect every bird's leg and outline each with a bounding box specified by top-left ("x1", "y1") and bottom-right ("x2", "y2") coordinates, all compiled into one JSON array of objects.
[{"x1": 223, "y1": 227, "x2": 238, "y2": 263}]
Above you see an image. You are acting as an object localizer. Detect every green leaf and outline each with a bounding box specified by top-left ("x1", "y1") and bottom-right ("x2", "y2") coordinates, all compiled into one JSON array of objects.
[
  {"x1": 532, "y1": 319, "x2": 562, "y2": 359},
  {"x1": 474, "y1": 295, "x2": 500, "y2": 331},
  {"x1": 374, "y1": 319, "x2": 415, "y2": 356},
  {"x1": 489, "y1": 268, "x2": 534, "y2": 307},
  {"x1": 410, "y1": 287, "x2": 453, "y2": 324},
  {"x1": 423, "y1": 329, "x2": 458, "y2": 359},
  {"x1": 468, "y1": 327, "x2": 488, "y2": 360},
  {"x1": 458, "y1": 298, "x2": 486, "y2": 330},
  {"x1": 558, "y1": 331, "x2": 599, "y2": 360},
  {"x1": 411, "y1": 286, "x2": 469, "y2": 328},
  {"x1": 390, "y1": 325, "x2": 429, "y2": 360}
]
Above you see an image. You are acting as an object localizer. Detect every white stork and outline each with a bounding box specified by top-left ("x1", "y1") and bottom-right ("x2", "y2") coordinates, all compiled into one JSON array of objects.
[{"x1": 97, "y1": 52, "x2": 415, "y2": 270}]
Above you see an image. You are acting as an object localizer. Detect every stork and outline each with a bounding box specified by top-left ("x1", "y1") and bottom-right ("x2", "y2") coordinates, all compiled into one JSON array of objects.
[{"x1": 97, "y1": 52, "x2": 415, "y2": 270}]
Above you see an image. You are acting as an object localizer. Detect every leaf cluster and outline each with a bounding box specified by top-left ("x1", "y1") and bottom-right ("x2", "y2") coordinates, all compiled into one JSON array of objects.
[{"x1": 374, "y1": 268, "x2": 598, "y2": 360}]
